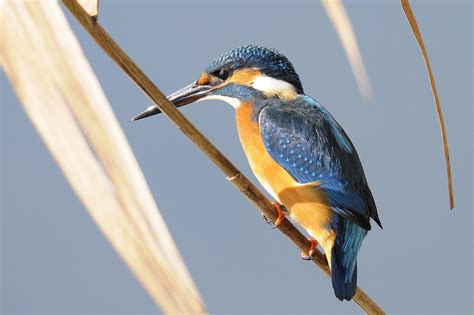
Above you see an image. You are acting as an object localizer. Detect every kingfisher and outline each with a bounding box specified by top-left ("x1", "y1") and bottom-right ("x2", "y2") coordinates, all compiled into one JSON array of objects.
[{"x1": 133, "y1": 45, "x2": 382, "y2": 301}]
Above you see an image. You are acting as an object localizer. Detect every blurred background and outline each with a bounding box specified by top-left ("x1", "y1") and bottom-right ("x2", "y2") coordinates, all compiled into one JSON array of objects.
[{"x1": 1, "y1": 0, "x2": 472, "y2": 314}]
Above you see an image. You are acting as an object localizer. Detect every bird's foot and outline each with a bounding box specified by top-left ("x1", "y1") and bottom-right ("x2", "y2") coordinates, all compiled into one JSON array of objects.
[
  {"x1": 301, "y1": 239, "x2": 318, "y2": 260},
  {"x1": 262, "y1": 202, "x2": 287, "y2": 229}
]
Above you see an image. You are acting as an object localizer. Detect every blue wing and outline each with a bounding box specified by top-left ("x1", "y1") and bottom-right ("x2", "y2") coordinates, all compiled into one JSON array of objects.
[
  {"x1": 259, "y1": 95, "x2": 381, "y2": 300},
  {"x1": 259, "y1": 95, "x2": 381, "y2": 230}
]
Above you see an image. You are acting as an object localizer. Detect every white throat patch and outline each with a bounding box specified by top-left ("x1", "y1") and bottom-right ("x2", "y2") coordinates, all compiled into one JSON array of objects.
[
  {"x1": 252, "y1": 76, "x2": 297, "y2": 100},
  {"x1": 200, "y1": 94, "x2": 241, "y2": 108}
]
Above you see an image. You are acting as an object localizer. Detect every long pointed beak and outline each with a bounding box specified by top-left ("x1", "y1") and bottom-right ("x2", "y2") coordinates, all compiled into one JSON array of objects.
[{"x1": 131, "y1": 82, "x2": 212, "y2": 121}]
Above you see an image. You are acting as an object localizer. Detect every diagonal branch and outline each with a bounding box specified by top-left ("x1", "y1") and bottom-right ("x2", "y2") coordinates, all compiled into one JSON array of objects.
[
  {"x1": 401, "y1": 0, "x2": 454, "y2": 209},
  {"x1": 61, "y1": 0, "x2": 385, "y2": 313}
]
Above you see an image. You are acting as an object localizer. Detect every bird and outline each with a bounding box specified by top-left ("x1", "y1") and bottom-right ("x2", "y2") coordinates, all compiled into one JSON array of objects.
[{"x1": 133, "y1": 45, "x2": 382, "y2": 301}]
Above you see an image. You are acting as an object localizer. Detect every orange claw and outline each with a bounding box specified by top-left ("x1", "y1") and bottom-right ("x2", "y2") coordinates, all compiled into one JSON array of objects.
[
  {"x1": 272, "y1": 202, "x2": 286, "y2": 228},
  {"x1": 301, "y1": 239, "x2": 318, "y2": 260}
]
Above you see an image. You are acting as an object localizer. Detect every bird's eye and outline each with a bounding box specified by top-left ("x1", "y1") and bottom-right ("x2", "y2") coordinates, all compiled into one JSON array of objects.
[{"x1": 214, "y1": 69, "x2": 230, "y2": 81}]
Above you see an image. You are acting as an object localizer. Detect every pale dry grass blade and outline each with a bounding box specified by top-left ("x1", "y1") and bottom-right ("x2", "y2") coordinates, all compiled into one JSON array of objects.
[
  {"x1": 0, "y1": 1, "x2": 206, "y2": 313},
  {"x1": 322, "y1": 0, "x2": 373, "y2": 102},
  {"x1": 401, "y1": 0, "x2": 454, "y2": 209},
  {"x1": 78, "y1": 0, "x2": 98, "y2": 18}
]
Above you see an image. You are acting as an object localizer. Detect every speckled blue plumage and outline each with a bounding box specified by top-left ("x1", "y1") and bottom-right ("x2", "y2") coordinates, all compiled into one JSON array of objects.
[
  {"x1": 258, "y1": 95, "x2": 380, "y2": 300},
  {"x1": 205, "y1": 45, "x2": 304, "y2": 94}
]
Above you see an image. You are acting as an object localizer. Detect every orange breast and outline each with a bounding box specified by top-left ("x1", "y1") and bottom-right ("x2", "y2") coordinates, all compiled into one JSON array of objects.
[{"x1": 235, "y1": 102, "x2": 335, "y2": 256}]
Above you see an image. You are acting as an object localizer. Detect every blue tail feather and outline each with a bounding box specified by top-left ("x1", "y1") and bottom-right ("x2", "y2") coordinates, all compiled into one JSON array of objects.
[
  {"x1": 331, "y1": 252, "x2": 358, "y2": 301},
  {"x1": 330, "y1": 217, "x2": 366, "y2": 301}
]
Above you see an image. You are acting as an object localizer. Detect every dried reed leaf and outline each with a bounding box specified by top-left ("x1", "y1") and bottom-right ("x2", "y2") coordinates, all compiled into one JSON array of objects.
[
  {"x1": 0, "y1": 1, "x2": 206, "y2": 313},
  {"x1": 322, "y1": 0, "x2": 373, "y2": 102},
  {"x1": 78, "y1": 0, "x2": 98, "y2": 18},
  {"x1": 401, "y1": 0, "x2": 454, "y2": 209}
]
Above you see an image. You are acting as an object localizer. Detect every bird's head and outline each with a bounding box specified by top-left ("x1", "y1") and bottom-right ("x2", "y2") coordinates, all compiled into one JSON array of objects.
[{"x1": 132, "y1": 45, "x2": 303, "y2": 120}]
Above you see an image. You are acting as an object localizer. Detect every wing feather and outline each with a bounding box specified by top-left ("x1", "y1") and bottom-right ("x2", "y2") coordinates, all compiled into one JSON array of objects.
[{"x1": 259, "y1": 95, "x2": 381, "y2": 230}]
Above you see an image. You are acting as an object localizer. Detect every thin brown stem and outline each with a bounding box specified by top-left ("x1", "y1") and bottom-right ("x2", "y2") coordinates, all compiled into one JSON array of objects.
[
  {"x1": 401, "y1": 0, "x2": 454, "y2": 209},
  {"x1": 61, "y1": 0, "x2": 385, "y2": 313}
]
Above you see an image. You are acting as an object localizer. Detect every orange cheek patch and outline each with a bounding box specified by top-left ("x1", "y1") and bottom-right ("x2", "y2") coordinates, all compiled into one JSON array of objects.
[
  {"x1": 197, "y1": 73, "x2": 211, "y2": 85},
  {"x1": 228, "y1": 68, "x2": 262, "y2": 86}
]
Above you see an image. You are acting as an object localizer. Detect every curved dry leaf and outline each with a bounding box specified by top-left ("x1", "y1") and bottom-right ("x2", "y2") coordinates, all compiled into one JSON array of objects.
[{"x1": 401, "y1": 0, "x2": 454, "y2": 209}]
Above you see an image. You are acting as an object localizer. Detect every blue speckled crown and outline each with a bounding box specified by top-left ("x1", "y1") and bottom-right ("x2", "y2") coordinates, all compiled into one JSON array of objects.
[{"x1": 205, "y1": 45, "x2": 304, "y2": 94}]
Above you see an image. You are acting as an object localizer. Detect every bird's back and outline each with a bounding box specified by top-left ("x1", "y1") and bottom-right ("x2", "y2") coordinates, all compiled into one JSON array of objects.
[{"x1": 259, "y1": 95, "x2": 381, "y2": 229}]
